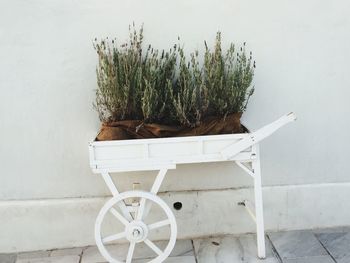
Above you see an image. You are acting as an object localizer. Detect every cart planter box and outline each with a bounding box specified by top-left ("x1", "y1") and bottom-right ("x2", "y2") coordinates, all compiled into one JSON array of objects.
[{"x1": 89, "y1": 112, "x2": 296, "y2": 263}]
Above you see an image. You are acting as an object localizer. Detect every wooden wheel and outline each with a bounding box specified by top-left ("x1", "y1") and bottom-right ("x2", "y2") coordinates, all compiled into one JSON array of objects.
[{"x1": 95, "y1": 191, "x2": 177, "y2": 263}]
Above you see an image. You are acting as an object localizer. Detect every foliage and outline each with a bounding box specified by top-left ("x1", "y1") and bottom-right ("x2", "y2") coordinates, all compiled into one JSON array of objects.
[
  {"x1": 170, "y1": 47, "x2": 209, "y2": 127},
  {"x1": 94, "y1": 25, "x2": 255, "y2": 127},
  {"x1": 203, "y1": 32, "x2": 255, "y2": 116}
]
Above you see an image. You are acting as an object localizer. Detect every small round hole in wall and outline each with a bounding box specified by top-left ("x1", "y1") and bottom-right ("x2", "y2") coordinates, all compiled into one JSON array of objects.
[{"x1": 173, "y1": 202, "x2": 182, "y2": 210}]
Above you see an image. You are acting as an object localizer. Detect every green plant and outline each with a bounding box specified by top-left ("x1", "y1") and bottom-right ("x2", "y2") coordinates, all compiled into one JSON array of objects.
[
  {"x1": 141, "y1": 46, "x2": 177, "y2": 124},
  {"x1": 94, "y1": 25, "x2": 177, "y2": 123},
  {"x1": 94, "y1": 26, "x2": 255, "y2": 127},
  {"x1": 203, "y1": 32, "x2": 255, "y2": 117},
  {"x1": 170, "y1": 47, "x2": 209, "y2": 127},
  {"x1": 93, "y1": 26, "x2": 144, "y2": 122}
]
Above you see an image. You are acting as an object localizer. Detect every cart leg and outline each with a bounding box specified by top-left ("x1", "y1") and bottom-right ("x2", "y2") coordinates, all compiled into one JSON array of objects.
[
  {"x1": 252, "y1": 145, "x2": 266, "y2": 259},
  {"x1": 142, "y1": 168, "x2": 169, "y2": 220},
  {"x1": 101, "y1": 171, "x2": 133, "y2": 221}
]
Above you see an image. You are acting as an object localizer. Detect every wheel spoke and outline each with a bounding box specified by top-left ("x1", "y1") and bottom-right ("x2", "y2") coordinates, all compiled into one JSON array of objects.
[
  {"x1": 144, "y1": 239, "x2": 163, "y2": 256},
  {"x1": 148, "y1": 219, "x2": 170, "y2": 230},
  {"x1": 126, "y1": 241, "x2": 136, "y2": 263},
  {"x1": 136, "y1": 197, "x2": 146, "y2": 221},
  {"x1": 102, "y1": 232, "x2": 126, "y2": 244},
  {"x1": 144, "y1": 202, "x2": 153, "y2": 218},
  {"x1": 117, "y1": 201, "x2": 134, "y2": 221},
  {"x1": 109, "y1": 207, "x2": 129, "y2": 226}
]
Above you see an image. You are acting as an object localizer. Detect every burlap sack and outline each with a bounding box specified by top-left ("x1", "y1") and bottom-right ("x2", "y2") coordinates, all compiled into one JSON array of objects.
[{"x1": 96, "y1": 113, "x2": 245, "y2": 141}]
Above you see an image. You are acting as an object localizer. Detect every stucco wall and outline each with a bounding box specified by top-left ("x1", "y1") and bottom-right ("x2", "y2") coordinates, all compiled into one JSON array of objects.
[{"x1": 1, "y1": 0, "x2": 349, "y2": 252}]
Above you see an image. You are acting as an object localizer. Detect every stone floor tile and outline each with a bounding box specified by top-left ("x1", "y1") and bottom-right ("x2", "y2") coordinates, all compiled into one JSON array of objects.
[
  {"x1": 16, "y1": 255, "x2": 80, "y2": 263},
  {"x1": 80, "y1": 246, "x2": 106, "y2": 263},
  {"x1": 316, "y1": 231, "x2": 350, "y2": 263},
  {"x1": 0, "y1": 254, "x2": 17, "y2": 263},
  {"x1": 193, "y1": 235, "x2": 279, "y2": 263},
  {"x1": 133, "y1": 255, "x2": 196, "y2": 263},
  {"x1": 81, "y1": 239, "x2": 193, "y2": 262},
  {"x1": 163, "y1": 256, "x2": 196, "y2": 263},
  {"x1": 17, "y1": 251, "x2": 50, "y2": 260},
  {"x1": 238, "y1": 234, "x2": 279, "y2": 261},
  {"x1": 313, "y1": 227, "x2": 350, "y2": 234},
  {"x1": 193, "y1": 236, "x2": 241, "y2": 263},
  {"x1": 50, "y1": 247, "x2": 82, "y2": 257},
  {"x1": 168, "y1": 240, "x2": 194, "y2": 257},
  {"x1": 268, "y1": 230, "x2": 328, "y2": 260},
  {"x1": 282, "y1": 255, "x2": 335, "y2": 263}
]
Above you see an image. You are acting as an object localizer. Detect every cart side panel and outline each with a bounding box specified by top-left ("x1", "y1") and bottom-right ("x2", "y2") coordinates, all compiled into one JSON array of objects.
[
  {"x1": 90, "y1": 133, "x2": 255, "y2": 171},
  {"x1": 203, "y1": 138, "x2": 251, "y2": 154},
  {"x1": 94, "y1": 144, "x2": 144, "y2": 160},
  {"x1": 148, "y1": 141, "x2": 198, "y2": 158}
]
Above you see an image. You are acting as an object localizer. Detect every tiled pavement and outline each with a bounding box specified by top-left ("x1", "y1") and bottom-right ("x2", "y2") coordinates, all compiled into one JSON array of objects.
[{"x1": 1, "y1": 228, "x2": 350, "y2": 262}]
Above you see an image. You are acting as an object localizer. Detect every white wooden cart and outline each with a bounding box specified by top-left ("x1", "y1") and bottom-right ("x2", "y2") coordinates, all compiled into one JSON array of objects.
[{"x1": 89, "y1": 112, "x2": 296, "y2": 263}]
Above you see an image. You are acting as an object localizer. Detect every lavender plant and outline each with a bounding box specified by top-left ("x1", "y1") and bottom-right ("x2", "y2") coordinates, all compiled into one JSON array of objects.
[
  {"x1": 141, "y1": 46, "x2": 177, "y2": 123},
  {"x1": 170, "y1": 47, "x2": 209, "y2": 127},
  {"x1": 93, "y1": 26, "x2": 144, "y2": 122},
  {"x1": 203, "y1": 32, "x2": 255, "y2": 117},
  {"x1": 94, "y1": 25, "x2": 177, "y2": 123},
  {"x1": 94, "y1": 26, "x2": 255, "y2": 127}
]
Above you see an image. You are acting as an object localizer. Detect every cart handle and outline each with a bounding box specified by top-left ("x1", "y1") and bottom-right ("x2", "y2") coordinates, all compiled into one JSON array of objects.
[{"x1": 221, "y1": 112, "x2": 297, "y2": 160}]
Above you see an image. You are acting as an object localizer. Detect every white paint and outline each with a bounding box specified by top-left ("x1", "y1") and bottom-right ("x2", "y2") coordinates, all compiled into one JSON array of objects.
[
  {"x1": 1, "y1": 183, "x2": 350, "y2": 253},
  {"x1": 0, "y1": 0, "x2": 350, "y2": 253},
  {"x1": 95, "y1": 191, "x2": 177, "y2": 263},
  {"x1": 91, "y1": 114, "x2": 297, "y2": 261},
  {"x1": 91, "y1": 115, "x2": 295, "y2": 262}
]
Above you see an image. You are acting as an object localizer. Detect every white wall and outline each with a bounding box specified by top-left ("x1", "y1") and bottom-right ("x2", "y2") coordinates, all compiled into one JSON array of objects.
[{"x1": 1, "y1": 0, "x2": 350, "y2": 252}]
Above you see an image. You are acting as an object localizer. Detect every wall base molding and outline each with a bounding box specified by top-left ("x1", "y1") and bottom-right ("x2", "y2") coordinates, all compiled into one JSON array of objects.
[{"x1": 1, "y1": 182, "x2": 349, "y2": 253}]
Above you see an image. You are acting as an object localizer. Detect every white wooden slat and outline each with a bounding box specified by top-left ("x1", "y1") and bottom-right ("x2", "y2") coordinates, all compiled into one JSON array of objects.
[
  {"x1": 144, "y1": 239, "x2": 163, "y2": 256},
  {"x1": 235, "y1": 161, "x2": 255, "y2": 178},
  {"x1": 109, "y1": 207, "x2": 129, "y2": 226},
  {"x1": 102, "y1": 232, "x2": 126, "y2": 243},
  {"x1": 148, "y1": 219, "x2": 171, "y2": 230},
  {"x1": 126, "y1": 241, "x2": 136, "y2": 263}
]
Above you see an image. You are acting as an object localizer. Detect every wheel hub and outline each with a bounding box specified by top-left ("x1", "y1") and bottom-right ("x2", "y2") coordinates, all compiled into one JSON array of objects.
[{"x1": 125, "y1": 221, "x2": 148, "y2": 243}]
